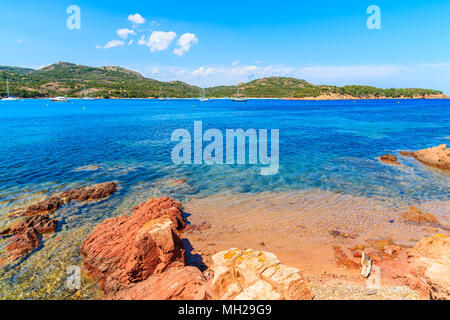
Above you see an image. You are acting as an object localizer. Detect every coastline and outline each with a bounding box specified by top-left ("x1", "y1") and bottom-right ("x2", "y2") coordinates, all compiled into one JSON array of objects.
[{"x1": 4, "y1": 95, "x2": 449, "y2": 101}]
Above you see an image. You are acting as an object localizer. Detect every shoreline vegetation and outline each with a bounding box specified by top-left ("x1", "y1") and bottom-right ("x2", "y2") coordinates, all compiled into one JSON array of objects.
[{"x1": 1, "y1": 62, "x2": 448, "y2": 100}]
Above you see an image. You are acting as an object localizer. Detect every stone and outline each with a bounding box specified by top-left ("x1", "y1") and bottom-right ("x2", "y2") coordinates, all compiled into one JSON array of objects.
[
  {"x1": 401, "y1": 207, "x2": 439, "y2": 225},
  {"x1": 185, "y1": 222, "x2": 212, "y2": 233},
  {"x1": 131, "y1": 197, "x2": 186, "y2": 231},
  {"x1": 1, "y1": 215, "x2": 58, "y2": 236},
  {"x1": 103, "y1": 266, "x2": 208, "y2": 300},
  {"x1": 333, "y1": 246, "x2": 360, "y2": 270},
  {"x1": 209, "y1": 248, "x2": 313, "y2": 300},
  {"x1": 59, "y1": 182, "x2": 117, "y2": 202},
  {"x1": 408, "y1": 234, "x2": 450, "y2": 300},
  {"x1": 7, "y1": 228, "x2": 40, "y2": 256},
  {"x1": 24, "y1": 197, "x2": 64, "y2": 215},
  {"x1": 401, "y1": 144, "x2": 450, "y2": 170},
  {"x1": 81, "y1": 197, "x2": 186, "y2": 294},
  {"x1": 329, "y1": 230, "x2": 357, "y2": 239},
  {"x1": 380, "y1": 154, "x2": 400, "y2": 165},
  {"x1": 379, "y1": 234, "x2": 450, "y2": 300}
]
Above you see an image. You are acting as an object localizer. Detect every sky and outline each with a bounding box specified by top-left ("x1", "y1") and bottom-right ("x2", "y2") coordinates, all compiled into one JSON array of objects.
[{"x1": 1, "y1": 0, "x2": 450, "y2": 92}]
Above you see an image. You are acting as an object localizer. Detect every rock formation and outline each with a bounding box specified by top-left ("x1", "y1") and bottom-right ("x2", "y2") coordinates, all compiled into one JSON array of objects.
[
  {"x1": 81, "y1": 197, "x2": 193, "y2": 296},
  {"x1": 379, "y1": 234, "x2": 449, "y2": 300},
  {"x1": 401, "y1": 206, "x2": 439, "y2": 225},
  {"x1": 380, "y1": 154, "x2": 400, "y2": 165},
  {"x1": 1, "y1": 215, "x2": 58, "y2": 256},
  {"x1": 59, "y1": 182, "x2": 117, "y2": 202},
  {"x1": 401, "y1": 144, "x2": 450, "y2": 170},
  {"x1": 25, "y1": 197, "x2": 64, "y2": 215},
  {"x1": 1, "y1": 182, "x2": 117, "y2": 259},
  {"x1": 209, "y1": 248, "x2": 314, "y2": 300}
]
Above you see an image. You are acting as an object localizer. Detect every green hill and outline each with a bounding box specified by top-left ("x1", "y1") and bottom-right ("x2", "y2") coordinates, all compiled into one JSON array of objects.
[
  {"x1": 0, "y1": 62, "x2": 202, "y2": 98},
  {"x1": 0, "y1": 66, "x2": 34, "y2": 75},
  {"x1": 0, "y1": 62, "x2": 445, "y2": 99}
]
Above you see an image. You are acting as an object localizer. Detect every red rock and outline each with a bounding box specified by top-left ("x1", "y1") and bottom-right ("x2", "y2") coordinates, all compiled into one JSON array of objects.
[
  {"x1": 7, "y1": 228, "x2": 40, "y2": 256},
  {"x1": 131, "y1": 196, "x2": 186, "y2": 230},
  {"x1": 81, "y1": 197, "x2": 187, "y2": 294},
  {"x1": 59, "y1": 182, "x2": 117, "y2": 202},
  {"x1": 379, "y1": 234, "x2": 450, "y2": 300},
  {"x1": 1, "y1": 215, "x2": 58, "y2": 236},
  {"x1": 25, "y1": 197, "x2": 64, "y2": 215},
  {"x1": 103, "y1": 266, "x2": 208, "y2": 300},
  {"x1": 401, "y1": 144, "x2": 450, "y2": 170},
  {"x1": 380, "y1": 154, "x2": 400, "y2": 165},
  {"x1": 333, "y1": 246, "x2": 360, "y2": 270},
  {"x1": 185, "y1": 222, "x2": 212, "y2": 233}
]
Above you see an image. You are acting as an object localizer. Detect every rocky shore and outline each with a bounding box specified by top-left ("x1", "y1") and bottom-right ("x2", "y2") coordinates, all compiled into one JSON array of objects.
[
  {"x1": 401, "y1": 144, "x2": 450, "y2": 170},
  {"x1": 0, "y1": 182, "x2": 117, "y2": 260},
  {"x1": 1, "y1": 143, "x2": 448, "y2": 300},
  {"x1": 76, "y1": 193, "x2": 448, "y2": 300}
]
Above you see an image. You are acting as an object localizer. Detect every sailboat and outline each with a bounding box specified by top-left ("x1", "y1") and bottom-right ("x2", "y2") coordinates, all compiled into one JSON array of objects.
[
  {"x1": 199, "y1": 89, "x2": 209, "y2": 102},
  {"x1": 2, "y1": 80, "x2": 21, "y2": 101},
  {"x1": 82, "y1": 84, "x2": 98, "y2": 100},
  {"x1": 232, "y1": 84, "x2": 247, "y2": 102}
]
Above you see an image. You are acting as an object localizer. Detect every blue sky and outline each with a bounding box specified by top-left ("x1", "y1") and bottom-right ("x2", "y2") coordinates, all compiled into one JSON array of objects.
[{"x1": 1, "y1": 0, "x2": 450, "y2": 92}]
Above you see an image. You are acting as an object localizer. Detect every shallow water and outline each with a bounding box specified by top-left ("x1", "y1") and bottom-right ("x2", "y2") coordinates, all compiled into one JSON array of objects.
[{"x1": 0, "y1": 98, "x2": 449, "y2": 299}]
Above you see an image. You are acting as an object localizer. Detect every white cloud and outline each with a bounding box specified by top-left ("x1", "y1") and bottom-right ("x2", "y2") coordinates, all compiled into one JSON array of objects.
[
  {"x1": 128, "y1": 40, "x2": 134, "y2": 46},
  {"x1": 193, "y1": 66, "x2": 215, "y2": 76},
  {"x1": 136, "y1": 62, "x2": 450, "y2": 93},
  {"x1": 16, "y1": 39, "x2": 23, "y2": 43},
  {"x1": 128, "y1": 13, "x2": 146, "y2": 25},
  {"x1": 173, "y1": 33, "x2": 199, "y2": 56},
  {"x1": 96, "y1": 40, "x2": 125, "y2": 49},
  {"x1": 139, "y1": 31, "x2": 177, "y2": 52},
  {"x1": 117, "y1": 28, "x2": 136, "y2": 39}
]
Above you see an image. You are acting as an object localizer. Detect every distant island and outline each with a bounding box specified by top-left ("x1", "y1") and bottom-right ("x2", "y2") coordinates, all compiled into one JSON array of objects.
[{"x1": 0, "y1": 62, "x2": 447, "y2": 100}]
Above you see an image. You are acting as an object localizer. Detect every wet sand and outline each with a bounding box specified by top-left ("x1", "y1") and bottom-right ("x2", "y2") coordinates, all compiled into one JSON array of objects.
[{"x1": 183, "y1": 189, "x2": 449, "y2": 298}]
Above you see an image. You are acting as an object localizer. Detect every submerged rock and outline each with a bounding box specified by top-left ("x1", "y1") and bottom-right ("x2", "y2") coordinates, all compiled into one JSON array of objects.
[
  {"x1": 209, "y1": 248, "x2": 314, "y2": 300},
  {"x1": 380, "y1": 154, "x2": 400, "y2": 165},
  {"x1": 81, "y1": 197, "x2": 186, "y2": 294},
  {"x1": 25, "y1": 197, "x2": 64, "y2": 216},
  {"x1": 59, "y1": 182, "x2": 117, "y2": 202},
  {"x1": 6, "y1": 228, "x2": 40, "y2": 256},
  {"x1": 401, "y1": 206, "x2": 439, "y2": 225},
  {"x1": 333, "y1": 246, "x2": 360, "y2": 270},
  {"x1": 401, "y1": 144, "x2": 450, "y2": 170},
  {"x1": 1, "y1": 215, "x2": 58, "y2": 257}
]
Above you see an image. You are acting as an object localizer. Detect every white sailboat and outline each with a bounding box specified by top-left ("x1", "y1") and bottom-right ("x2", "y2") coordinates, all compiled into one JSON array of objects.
[
  {"x1": 82, "y1": 84, "x2": 98, "y2": 100},
  {"x1": 199, "y1": 89, "x2": 209, "y2": 102},
  {"x1": 232, "y1": 84, "x2": 247, "y2": 102},
  {"x1": 2, "y1": 80, "x2": 21, "y2": 101}
]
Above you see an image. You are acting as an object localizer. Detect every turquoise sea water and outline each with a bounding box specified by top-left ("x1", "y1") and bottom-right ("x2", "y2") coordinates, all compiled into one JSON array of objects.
[{"x1": 0, "y1": 98, "x2": 449, "y2": 299}]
